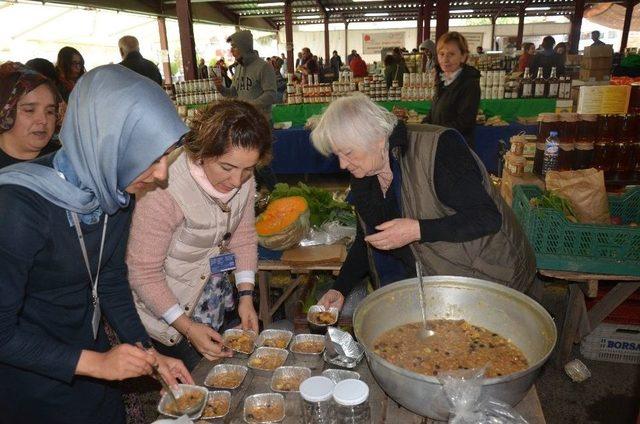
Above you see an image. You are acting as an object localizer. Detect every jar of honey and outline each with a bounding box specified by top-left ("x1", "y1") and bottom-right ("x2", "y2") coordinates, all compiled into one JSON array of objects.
[{"x1": 575, "y1": 114, "x2": 597, "y2": 169}]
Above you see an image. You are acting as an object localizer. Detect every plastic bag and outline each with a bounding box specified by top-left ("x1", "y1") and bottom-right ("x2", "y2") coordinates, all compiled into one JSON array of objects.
[
  {"x1": 438, "y1": 368, "x2": 529, "y2": 424},
  {"x1": 299, "y1": 221, "x2": 356, "y2": 247}
]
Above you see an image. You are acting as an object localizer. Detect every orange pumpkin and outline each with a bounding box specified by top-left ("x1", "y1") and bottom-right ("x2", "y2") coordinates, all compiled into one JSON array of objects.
[{"x1": 256, "y1": 196, "x2": 310, "y2": 250}]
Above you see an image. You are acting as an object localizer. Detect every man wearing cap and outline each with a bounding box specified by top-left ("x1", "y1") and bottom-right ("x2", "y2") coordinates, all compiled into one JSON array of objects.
[{"x1": 213, "y1": 30, "x2": 276, "y2": 120}]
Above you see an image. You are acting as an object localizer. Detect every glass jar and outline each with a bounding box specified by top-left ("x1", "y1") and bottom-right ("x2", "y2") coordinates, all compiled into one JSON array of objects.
[
  {"x1": 575, "y1": 114, "x2": 597, "y2": 169},
  {"x1": 332, "y1": 379, "x2": 371, "y2": 424},
  {"x1": 558, "y1": 113, "x2": 578, "y2": 171},
  {"x1": 609, "y1": 114, "x2": 637, "y2": 180},
  {"x1": 300, "y1": 376, "x2": 336, "y2": 424}
]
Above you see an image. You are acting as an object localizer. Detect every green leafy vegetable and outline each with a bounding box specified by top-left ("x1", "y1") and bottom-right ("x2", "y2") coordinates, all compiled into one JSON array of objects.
[
  {"x1": 530, "y1": 191, "x2": 578, "y2": 223},
  {"x1": 270, "y1": 182, "x2": 354, "y2": 227}
]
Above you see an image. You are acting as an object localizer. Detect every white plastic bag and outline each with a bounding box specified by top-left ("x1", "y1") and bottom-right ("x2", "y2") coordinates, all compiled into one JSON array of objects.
[
  {"x1": 299, "y1": 221, "x2": 356, "y2": 247},
  {"x1": 439, "y1": 368, "x2": 529, "y2": 424}
]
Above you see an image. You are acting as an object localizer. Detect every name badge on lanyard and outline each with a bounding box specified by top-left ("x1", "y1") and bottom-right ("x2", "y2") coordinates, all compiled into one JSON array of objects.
[
  {"x1": 209, "y1": 198, "x2": 236, "y2": 275},
  {"x1": 72, "y1": 213, "x2": 109, "y2": 340}
]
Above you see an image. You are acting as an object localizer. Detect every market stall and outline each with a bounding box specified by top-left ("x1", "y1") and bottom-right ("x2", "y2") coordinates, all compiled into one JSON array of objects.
[
  {"x1": 272, "y1": 98, "x2": 557, "y2": 127},
  {"x1": 271, "y1": 122, "x2": 538, "y2": 175}
]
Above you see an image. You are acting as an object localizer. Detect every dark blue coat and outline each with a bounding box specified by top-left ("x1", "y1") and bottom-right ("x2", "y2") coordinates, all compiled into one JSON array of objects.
[{"x1": 0, "y1": 155, "x2": 151, "y2": 423}]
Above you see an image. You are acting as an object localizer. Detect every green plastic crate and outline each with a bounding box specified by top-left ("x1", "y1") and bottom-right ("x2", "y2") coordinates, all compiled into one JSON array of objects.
[{"x1": 512, "y1": 185, "x2": 640, "y2": 276}]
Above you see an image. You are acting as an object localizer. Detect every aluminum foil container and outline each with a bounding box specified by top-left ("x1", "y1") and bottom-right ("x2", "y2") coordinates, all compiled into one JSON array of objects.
[
  {"x1": 323, "y1": 327, "x2": 365, "y2": 369},
  {"x1": 222, "y1": 329, "x2": 257, "y2": 356},
  {"x1": 289, "y1": 333, "x2": 325, "y2": 368},
  {"x1": 247, "y1": 347, "x2": 289, "y2": 376},
  {"x1": 321, "y1": 368, "x2": 361, "y2": 384},
  {"x1": 204, "y1": 364, "x2": 248, "y2": 390},
  {"x1": 200, "y1": 390, "x2": 231, "y2": 420},
  {"x1": 255, "y1": 329, "x2": 293, "y2": 349},
  {"x1": 243, "y1": 393, "x2": 285, "y2": 423},
  {"x1": 270, "y1": 366, "x2": 312, "y2": 393},
  {"x1": 325, "y1": 326, "x2": 362, "y2": 358},
  {"x1": 307, "y1": 305, "x2": 339, "y2": 327},
  {"x1": 157, "y1": 384, "x2": 208, "y2": 419}
]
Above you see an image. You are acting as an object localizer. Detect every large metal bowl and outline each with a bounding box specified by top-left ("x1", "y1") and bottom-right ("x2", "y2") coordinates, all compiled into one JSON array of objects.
[{"x1": 353, "y1": 276, "x2": 556, "y2": 421}]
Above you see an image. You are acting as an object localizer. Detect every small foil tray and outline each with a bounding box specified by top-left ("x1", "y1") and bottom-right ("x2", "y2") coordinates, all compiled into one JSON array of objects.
[
  {"x1": 157, "y1": 384, "x2": 208, "y2": 420},
  {"x1": 200, "y1": 390, "x2": 231, "y2": 420},
  {"x1": 307, "y1": 305, "x2": 339, "y2": 327},
  {"x1": 255, "y1": 329, "x2": 293, "y2": 349},
  {"x1": 204, "y1": 363, "x2": 248, "y2": 390},
  {"x1": 321, "y1": 368, "x2": 361, "y2": 384},
  {"x1": 243, "y1": 393, "x2": 286, "y2": 424},
  {"x1": 323, "y1": 327, "x2": 365, "y2": 369},
  {"x1": 222, "y1": 329, "x2": 257, "y2": 356},
  {"x1": 247, "y1": 347, "x2": 289, "y2": 376},
  {"x1": 270, "y1": 366, "x2": 312, "y2": 393}
]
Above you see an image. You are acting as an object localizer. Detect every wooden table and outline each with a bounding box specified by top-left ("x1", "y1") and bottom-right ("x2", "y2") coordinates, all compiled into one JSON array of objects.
[
  {"x1": 257, "y1": 260, "x2": 342, "y2": 327},
  {"x1": 190, "y1": 348, "x2": 546, "y2": 423},
  {"x1": 539, "y1": 269, "x2": 640, "y2": 366}
]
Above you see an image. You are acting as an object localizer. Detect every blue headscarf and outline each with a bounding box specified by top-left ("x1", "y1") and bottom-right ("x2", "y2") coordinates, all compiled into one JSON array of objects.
[{"x1": 0, "y1": 64, "x2": 188, "y2": 215}]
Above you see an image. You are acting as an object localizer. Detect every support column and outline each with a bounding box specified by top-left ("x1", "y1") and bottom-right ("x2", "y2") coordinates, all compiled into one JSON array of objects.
[
  {"x1": 424, "y1": 1, "x2": 432, "y2": 41},
  {"x1": 344, "y1": 21, "x2": 349, "y2": 63},
  {"x1": 568, "y1": 0, "x2": 585, "y2": 54},
  {"x1": 157, "y1": 16, "x2": 172, "y2": 85},
  {"x1": 285, "y1": 0, "x2": 294, "y2": 73},
  {"x1": 435, "y1": 0, "x2": 449, "y2": 42},
  {"x1": 324, "y1": 12, "x2": 330, "y2": 65},
  {"x1": 516, "y1": 7, "x2": 525, "y2": 49},
  {"x1": 490, "y1": 16, "x2": 497, "y2": 51},
  {"x1": 619, "y1": 0, "x2": 636, "y2": 54},
  {"x1": 176, "y1": 0, "x2": 197, "y2": 80},
  {"x1": 417, "y1": 4, "x2": 424, "y2": 47}
]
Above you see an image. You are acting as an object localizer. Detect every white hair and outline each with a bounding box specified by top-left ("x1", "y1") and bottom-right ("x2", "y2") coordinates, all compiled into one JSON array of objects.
[{"x1": 311, "y1": 93, "x2": 398, "y2": 157}]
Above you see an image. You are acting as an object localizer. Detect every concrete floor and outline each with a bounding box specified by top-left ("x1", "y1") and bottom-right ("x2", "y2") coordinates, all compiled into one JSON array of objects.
[{"x1": 534, "y1": 283, "x2": 640, "y2": 424}]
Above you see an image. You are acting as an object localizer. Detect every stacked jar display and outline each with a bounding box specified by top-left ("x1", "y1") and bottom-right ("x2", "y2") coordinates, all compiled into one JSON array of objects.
[
  {"x1": 174, "y1": 79, "x2": 219, "y2": 106},
  {"x1": 533, "y1": 112, "x2": 640, "y2": 180},
  {"x1": 358, "y1": 75, "x2": 392, "y2": 101},
  {"x1": 480, "y1": 70, "x2": 505, "y2": 99},
  {"x1": 400, "y1": 72, "x2": 433, "y2": 101}
]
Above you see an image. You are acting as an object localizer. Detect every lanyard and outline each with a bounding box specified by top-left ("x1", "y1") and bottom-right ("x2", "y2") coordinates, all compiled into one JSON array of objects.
[
  {"x1": 71, "y1": 213, "x2": 109, "y2": 306},
  {"x1": 211, "y1": 197, "x2": 232, "y2": 253}
]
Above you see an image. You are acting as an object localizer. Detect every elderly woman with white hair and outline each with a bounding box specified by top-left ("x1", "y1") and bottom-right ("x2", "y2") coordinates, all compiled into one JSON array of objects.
[{"x1": 313, "y1": 93, "x2": 536, "y2": 311}]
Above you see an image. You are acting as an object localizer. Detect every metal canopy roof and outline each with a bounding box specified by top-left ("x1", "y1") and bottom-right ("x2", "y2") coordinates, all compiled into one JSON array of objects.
[
  {"x1": 216, "y1": 0, "x2": 615, "y2": 27},
  {"x1": 37, "y1": 0, "x2": 617, "y2": 31}
]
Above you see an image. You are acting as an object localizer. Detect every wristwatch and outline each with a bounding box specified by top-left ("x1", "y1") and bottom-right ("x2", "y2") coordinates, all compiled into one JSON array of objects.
[{"x1": 238, "y1": 289, "x2": 254, "y2": 298}]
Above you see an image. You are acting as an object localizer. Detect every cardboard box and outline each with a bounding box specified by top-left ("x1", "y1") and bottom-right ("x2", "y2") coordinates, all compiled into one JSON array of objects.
[
  {"x1": 579, "y1": 68, "x2": 611, "y2": 81},
  {"x1": 583, "y1": 44, "x2": 614, "y2": 58},
  {"x1": 581, "y1": 56, "x2": 613, "y2": 70}
]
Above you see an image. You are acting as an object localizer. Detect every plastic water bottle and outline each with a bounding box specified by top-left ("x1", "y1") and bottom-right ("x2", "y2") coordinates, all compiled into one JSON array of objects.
[{"x1": 542, "y1": 131, "x2": 560, "y2": 175}]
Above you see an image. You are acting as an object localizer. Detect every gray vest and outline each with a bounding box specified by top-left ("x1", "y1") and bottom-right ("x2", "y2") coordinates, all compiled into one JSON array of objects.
[
  {"x1": 399, "y1": 124, "x2": 536, "y2": 292},
  {"x1": 133, "y1": 150, "x2": 251, "y2": 345}
]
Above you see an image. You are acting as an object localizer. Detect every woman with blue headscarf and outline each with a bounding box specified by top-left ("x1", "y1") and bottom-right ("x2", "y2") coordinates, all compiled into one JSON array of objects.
[{"x1": 0, "y1": 65, "x2": 193, "y2": 423}]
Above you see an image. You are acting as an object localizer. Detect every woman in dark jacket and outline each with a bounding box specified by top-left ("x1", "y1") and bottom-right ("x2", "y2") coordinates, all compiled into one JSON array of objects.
[
  {"x1": 422, "y1": 32, "x2": 480, "y2": 148},
  {"x1": 0, "y1": 62, "x2": 61, "y2": 169},
  {"x1": 310, "y1": 94, "x2": 535, "y2": 311},
  {"x1": 0, "y1": 65, "x2": 192, "y2": 424}
]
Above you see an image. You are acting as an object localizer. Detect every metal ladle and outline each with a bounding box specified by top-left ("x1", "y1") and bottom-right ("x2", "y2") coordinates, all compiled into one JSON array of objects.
[{"x1": 415, "y1": 261, "x2": 435, "y2": 339}]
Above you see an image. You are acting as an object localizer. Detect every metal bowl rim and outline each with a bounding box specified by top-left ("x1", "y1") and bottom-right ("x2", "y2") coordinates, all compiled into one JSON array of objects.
[{"x1": 353, "y1": 276, "x2": 558, "y2": 385}]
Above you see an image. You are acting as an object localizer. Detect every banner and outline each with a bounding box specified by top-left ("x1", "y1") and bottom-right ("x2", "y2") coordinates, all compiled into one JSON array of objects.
[
  {"x1": 461, "y1": 33, "x2": 484, "y2": 50},
  {"x1": 362, "y1": 32, "x2": 406, "y2": 55}
]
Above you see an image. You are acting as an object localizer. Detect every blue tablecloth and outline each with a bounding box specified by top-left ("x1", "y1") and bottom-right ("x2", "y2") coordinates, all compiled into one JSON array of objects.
[{"x1": 272, "y1": 123, "x2": 537, "y2": 175}]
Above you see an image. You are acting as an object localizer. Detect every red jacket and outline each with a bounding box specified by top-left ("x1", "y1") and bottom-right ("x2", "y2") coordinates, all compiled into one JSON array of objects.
[{"x1": 350, "y1": 57, "x2": 368, "y2": 77}]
